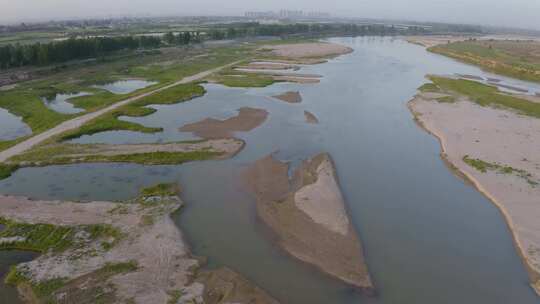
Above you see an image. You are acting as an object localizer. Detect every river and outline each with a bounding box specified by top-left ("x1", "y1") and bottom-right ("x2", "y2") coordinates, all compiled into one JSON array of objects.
[{"x1": 0, "y1": 37, "x2": 539, "y2": 304}]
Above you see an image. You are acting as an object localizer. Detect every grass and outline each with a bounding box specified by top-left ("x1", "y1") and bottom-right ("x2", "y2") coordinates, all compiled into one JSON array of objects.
[
  {"x1": 463, "y1": 155, "x2": 538, "y2": 186},
  {"x1": 428, "y1": 76, "x2": 540, "y2": 118},
  {"x1": 140, "y1": 183, "x2": 180, "y2": 197},
  {"x1": 0, "y1": 217, "x2": 122, "y2": 253},
  {"x1": 0, "y1": 163, "x2": 18, "y2": 180},
  {"x1": 429, "y1": 40, "x2": 540, "y2": 82},
  {"x1": 57, "y1": 83, "x2": 206, "y2": 141},
  {"x1": 5, "y1": 261, "x2": 138, "y2": 303}
]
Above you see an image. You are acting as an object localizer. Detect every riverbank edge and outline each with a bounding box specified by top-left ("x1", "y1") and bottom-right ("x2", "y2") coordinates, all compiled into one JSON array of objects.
[{"x1": 407, "y1": 96, "x2": 540, "y2": 296}]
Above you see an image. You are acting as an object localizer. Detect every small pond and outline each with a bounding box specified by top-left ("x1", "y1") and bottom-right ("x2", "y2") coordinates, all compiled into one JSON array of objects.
[
  {"x1": 41, "y1": 92, "x2": 91, "y2": 114},
  {"x1": 92, "y1": 80, "x2": 157, "y2": 95},
  {"x1": 0, "y1": 108, "x2": 32, "y2": 141}
]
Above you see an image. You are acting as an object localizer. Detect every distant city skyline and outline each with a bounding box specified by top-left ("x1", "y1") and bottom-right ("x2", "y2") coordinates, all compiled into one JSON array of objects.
[{"x1": 1, "y1": 0, "x2": 540, "y2": 30}]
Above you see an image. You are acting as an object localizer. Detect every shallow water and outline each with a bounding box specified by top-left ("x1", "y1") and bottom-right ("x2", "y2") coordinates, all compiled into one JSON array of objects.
[
  {"x1": 41, "y1": 92, "x2": 90, "y2": 114},
  {"x1": 0, "y1": 108, "x2": 32, "y2": 141},
  {"x1": 92, "y1": 79, "x2": 157, "y2": 94},
  {"x1": 0, "y1": 250, "x2": 38, "y2": 304},
  {"x1": 1, "y1": 37, "x2": 539, "y2": 304}
]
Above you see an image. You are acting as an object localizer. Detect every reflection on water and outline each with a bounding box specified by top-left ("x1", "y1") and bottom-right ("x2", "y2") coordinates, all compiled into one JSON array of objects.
[
  {"x1": 92, "y1": 79, "x2": 157, "y2": 95},
  {"x1": 41, "y1": 92, "x2": 90, "y2": 114},
  {"x1": 0, "y1": 37, "x2": 539, "y2": 304},
  {"x1": 0, "y1": 108, "x2": 32, "y2": 141}
]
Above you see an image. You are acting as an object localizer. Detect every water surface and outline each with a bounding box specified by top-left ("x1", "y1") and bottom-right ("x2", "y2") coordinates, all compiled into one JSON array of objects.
[
  {"x1": 41, "y1": 92, "x2": 90, "y2": 114},
  {"x1": 1, "y1": 37, "x2": 539, "y2": 304},
  {"x1": 0, "y1": 108, "x2": 32, "y2": 141},
  {"x1": 92, "y1": 79, "x2": 157, "y2": 95}
]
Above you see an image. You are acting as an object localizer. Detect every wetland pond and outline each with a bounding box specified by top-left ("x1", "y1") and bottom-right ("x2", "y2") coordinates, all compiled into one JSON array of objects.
[
  {"x1": 92, "y1": 79, "x2": 157, "y2": 95},
  {"x1": 41, "y1": 92, "x2": 91, "y2": 114},
  {"x1": 1, "y1": 37, "x2": 540, "y2": 304},
  {"x1": 0, "y1": 108, "x2": 31, "y2": 141}
]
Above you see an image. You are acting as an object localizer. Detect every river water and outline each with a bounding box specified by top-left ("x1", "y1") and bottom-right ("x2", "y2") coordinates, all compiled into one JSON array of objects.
[{"x1": 1, "y1": 37, "x2": 539, "y2": 304}]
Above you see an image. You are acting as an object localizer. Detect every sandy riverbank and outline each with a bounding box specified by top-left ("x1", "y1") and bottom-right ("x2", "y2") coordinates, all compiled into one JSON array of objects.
[
  {"x1": 179, "y1": 107, "x2": 268, "y2": 139},
  {"x1": 0, "y1": 191, "x2": 280, "y2": 304},
  {"x1": 244, "y1": 153, "x2": 373, "y2": 292},
  {"x1": 408, "y1": 91, "x2": 540, "y2": 294},
  {"x1": 261, "y1": 43, "x2": 353, "y2": 60}
]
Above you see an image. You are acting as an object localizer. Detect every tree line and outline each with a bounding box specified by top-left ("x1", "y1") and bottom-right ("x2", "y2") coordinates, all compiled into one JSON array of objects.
[
  {"x1": 207, "y1": 23, "x2": 431, "y2": 40},
  {"x1": 0, "y1": 32, "x2": 202, "y2": 69}
]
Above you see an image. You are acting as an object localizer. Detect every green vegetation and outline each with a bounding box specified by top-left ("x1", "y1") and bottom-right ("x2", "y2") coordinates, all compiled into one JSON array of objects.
[
  {"x1": 167, "y1": 290, "x2": 184, "y2": 304},
  {"x1": 463, "y1": 155, "x2": 538, "y2": 186},
  {"x1": 418, "y1": 83, "x2": 440, "y2": 93},
  {"x1": 0, "y1": 44, "x2": 250, "y2": 152},
  {"x1": 0, "y1": 217, "x2": 122, "y2": 253},
  {"x1": 430, "y1": 40, "x2": 540, "y2": 82},
  {"x1": 5, "y1": 261, "x2": 138, "y2": 303},
  {"x1": 0, "y1": 163, "x2": 18, "y2": 180},
  {"x1": 141, "y1": 183, "x2": 180, "y2": 197},
  {"x1": 214, "y1": 74, "x2": 278, "y2": 88},
  {"x1": 57, "y1": 83, "x2": 205, "y2": 141},
  {"x1": 429, "y1": 76, "x2": 540, "y2": 118},
  {"x1": 8, "y1": 143, "x2": 221, "y2": 167}
]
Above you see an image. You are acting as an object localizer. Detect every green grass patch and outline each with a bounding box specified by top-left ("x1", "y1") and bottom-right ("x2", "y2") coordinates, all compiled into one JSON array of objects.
[
  {"x1": 436, "y1": 95, "x2": 457, "y2": 103},
  {"x1": 0, "y1": 217, "x2": 122, "y2": 253},
  {"x1": 141, "y1": 183, "x2": 180, "y2": 197},
  {"x1": 429, "y1": 76, "x2": 540, "y2": 118},
  {"x1": 418, "y1": 83, "x2": 440, "y2": 93},
  {"x1": 57, "y1": 84, "x2": 205, "y2": 141},
  {"x1": 463, "y1": 155, "x2": 538, "y2": 186},
  {"x1": 0, "y1": 163, "x2": 18, "y2": 180},
  {"x1": 429, "y1": 40, "x2": 540, "y2": 82}
]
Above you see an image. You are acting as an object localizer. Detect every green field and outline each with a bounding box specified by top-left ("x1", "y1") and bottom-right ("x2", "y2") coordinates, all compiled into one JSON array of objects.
[
  {"x1": 429, "y1": 40, "x2": 540, "y2": 82},
  {"x1": 428, "y1": 76, "x2": 540, "y2": 118}
]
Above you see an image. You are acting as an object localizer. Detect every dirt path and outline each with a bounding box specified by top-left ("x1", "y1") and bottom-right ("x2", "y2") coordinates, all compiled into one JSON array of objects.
[{"x1": 0, "y1": 61, "x2": 241, "y2": 163}]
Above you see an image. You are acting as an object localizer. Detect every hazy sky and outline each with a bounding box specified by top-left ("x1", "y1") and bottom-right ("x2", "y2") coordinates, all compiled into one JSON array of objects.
[{"x1": 2, "y1": 0, "x2": 540, "y2": 30}]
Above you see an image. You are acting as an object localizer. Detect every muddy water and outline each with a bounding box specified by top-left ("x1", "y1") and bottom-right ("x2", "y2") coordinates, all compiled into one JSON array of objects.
[{"x1": 1, "y1": 37, "x2": 539, "y2": 303}]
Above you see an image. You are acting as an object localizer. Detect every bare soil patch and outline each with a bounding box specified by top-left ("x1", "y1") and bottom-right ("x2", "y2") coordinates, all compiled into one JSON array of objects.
[
  {"x1": 244, "y1": 153, "x2": 373, "y2": 292},
  {"x1": 304, "y1": 111, "x2": 319, "y2": 124},
  {"x1": 179, "y1": 107, "x2": 268, "y2": 139},
  {"x1": 272, "y1": 91, "x2": 302, "y2": 103},
  {"x1": 261, "y1": 43, "x2": 353, "y2": 59}
]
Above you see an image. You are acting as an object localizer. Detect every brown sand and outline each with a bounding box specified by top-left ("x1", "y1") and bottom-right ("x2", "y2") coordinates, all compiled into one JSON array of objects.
[
  {"x1": 272, "y1": 76, "x2": 320, "y2": 84},
  {"x1": 304, "y1": 111, "x2": 319, "y2": 124},
  {"x1": 409, "y1": 91, "x2": 540, "y2": 294},
  {"x1": 179, "y1": 107, "x2": 268, "y2": 139},
  {"x1": 261, "y1": 42, "x2": 353, "y2": 59},
  {"x1": 0, "y1": 194, "x2": 280, "y2": 304},
  {"x1": 272, "y1": 91, "x2": 302, "y2": 103},
  {"x1": 244, "y1": 153, "x2": 373, "y2": 292},
  {"x1": 196, "y1": 267, "x2": 280, "y2": 304}
]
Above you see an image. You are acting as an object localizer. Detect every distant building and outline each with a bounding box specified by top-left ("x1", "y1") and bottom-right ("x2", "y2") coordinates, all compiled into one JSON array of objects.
[
  {"x1": 245, "y1": 11, "x2": 277, "y2": 19},
  {"x1": 279, "y1": 10, "x2": 304, "y2": 19}
]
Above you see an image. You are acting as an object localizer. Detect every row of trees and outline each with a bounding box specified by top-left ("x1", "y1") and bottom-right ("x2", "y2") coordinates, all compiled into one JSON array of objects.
[
  {"x1": 0, "y1": 35, "x2": 165, "y2": 69},
  {"x1": 207, "y1": 23, "x2": 430, "y2": 40}
]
